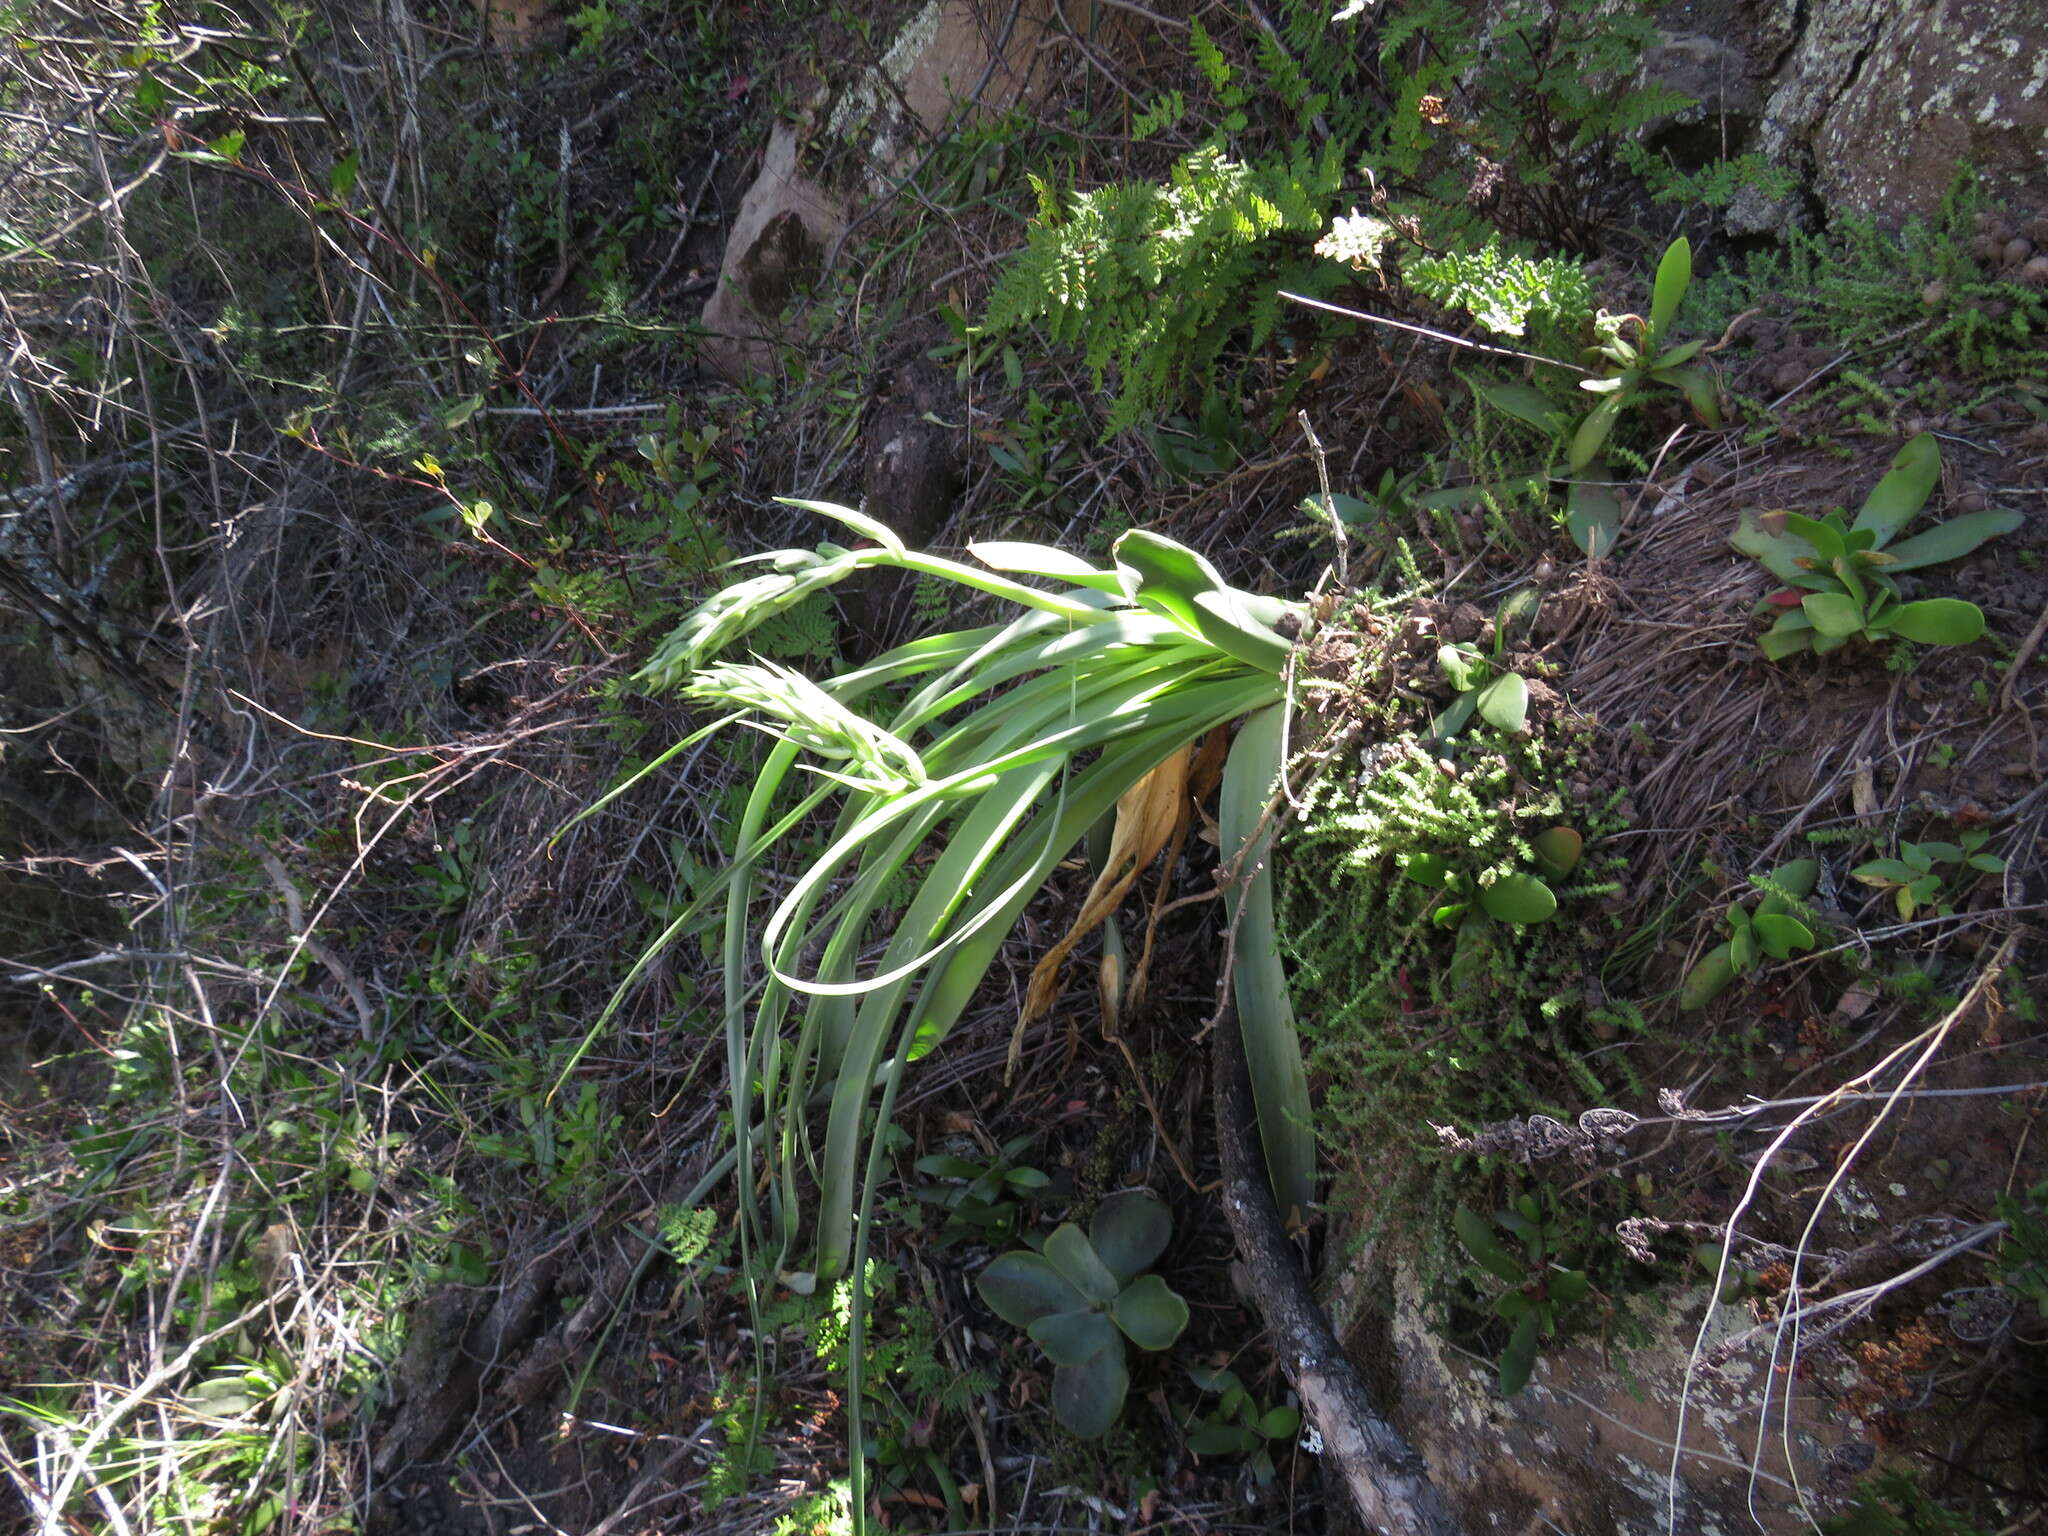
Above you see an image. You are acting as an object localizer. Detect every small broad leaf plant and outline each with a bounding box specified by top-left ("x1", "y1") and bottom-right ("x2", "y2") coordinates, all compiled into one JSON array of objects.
[
  {"x1": 1404, "y1": 822, "x2": 1583, "y2": 930},
  {"x1": 1455, "y1": 1197, "x2": 1591, "y2": 1396},
  {"x1": 1679, "y1": 858, "x2": 1820, "y2": 1011},
  {"x1": 975, "y1": 1191, "x2": 1189, "y2": 1438},
  {"x1": 1852, "y1": 829, "x2": 2005, "y2": 920},
  {"x1": 1183, "y1": 1365, "x2": 1301, "y2": 1486},
  {"x1": 1430, "y1": 586, "x2": 1541, "y2": 749},
  {"x1": 1569, "y1": 236, "x2": 1720, "y2": 472},
  {"x1": 1732, "y1": 434, "x2": 2022, "y2": 659}
]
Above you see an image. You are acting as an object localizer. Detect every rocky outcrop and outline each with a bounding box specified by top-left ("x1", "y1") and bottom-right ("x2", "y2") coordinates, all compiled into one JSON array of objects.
[{"x1": 1647, "y1": 0, "x2": 2048, "y2": 230}]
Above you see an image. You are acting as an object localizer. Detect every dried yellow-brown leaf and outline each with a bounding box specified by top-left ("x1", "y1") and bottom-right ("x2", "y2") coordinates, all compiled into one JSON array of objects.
[{"x1": 1006, "y1": 747, "x2": 1191, "y2": 1076}]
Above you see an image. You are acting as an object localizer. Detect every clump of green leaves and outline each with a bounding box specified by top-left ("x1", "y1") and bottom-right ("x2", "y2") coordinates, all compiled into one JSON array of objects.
[
  {"x1": 1403, "y1": 823, "x2": 1583, "y2": 930},
  {"x1": 1732, "y1": 435, "x2": 2021, "y2": 659},
  {"x1": 913, "y1": 1134, "x2": 1056, "y2": 1248},
  {"x1": 1182, "y1": 1366, "x2": 1301, "y2": 1485},
  {"x1": 978, "y1": 142, "x2": 1346, "y2": 432},
  {"x1": 1679, "y1": 859, "x2": 1820, "y2": 1011},
  {"x1": 1454, "y1": 1196, "x2": 1592, "y2": 1394},
  {"x1": 1851, "y1": 830, "x2": 2005, "y2": 920},
  {"x1": 1430, "y1": 587, "x2": 1540, "y2": 747},
  {"x1": 1992, "y1": 1178, "x2": 2048, "y2": 1318},
  {"x1": 1569, "y1": 237, "x2": 1718, "y2": 471},
  {"x1": 976, "y1": 1192, "x2": 1189, "y2": 1438}
]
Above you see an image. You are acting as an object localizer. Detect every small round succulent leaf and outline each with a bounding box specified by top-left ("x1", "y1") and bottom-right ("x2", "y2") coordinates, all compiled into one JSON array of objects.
[
  {"x1": 1028, "y1": 1308, "x2": 1119, "y2": 1367},
  {"x1": 1043, "y1": 1222, "x2": 1120, "y2": 1304},
  {"x1": 1052, "y1": 1344, "x2": 1128, "y2": 1439},
  {"x1": 1110, "y1": 1273, "x2": 1189, "y2": 1352},
  {"x1": 1088, "y1": 1190, "x2": 1172, "y2": 1284},
  {"x1": 977, "y1": 1250, "x2": 1085, "y2": 1327}
]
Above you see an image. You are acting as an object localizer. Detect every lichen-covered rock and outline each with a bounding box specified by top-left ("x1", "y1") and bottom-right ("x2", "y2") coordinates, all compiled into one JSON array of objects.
[{"x1": 1748, "y1": 0, "x2": 2047, "y2": 225}]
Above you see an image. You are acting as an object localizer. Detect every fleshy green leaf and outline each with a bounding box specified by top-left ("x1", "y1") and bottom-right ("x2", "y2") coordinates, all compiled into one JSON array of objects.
[
  {"x1": 1255, "y1": 1405, "x2": 1302, "y2": 1439},
  {"x1": 1030, "y1": 1308, "x2": 1119, "y2": 1367},
  {"x1": 1188, "y1": 1423, "x2": 1259, "y2": 1455},
  {"x1": 1648, "y1": 236, "x2": 1691, "y2": 341},
  {"x1": 1780, "y1": 513, "x2": 1846, "y2": 562},
  {"x1": 1567, "y1": 394, "x2": 1624, "y2": 472},
  {"x1": 1478, "y1": 870, "x2": 1556, "y2": 925},
  {"x1": 1404, "y1": 851, "x2": 1452, "y2": 887},
  {"x1": 1547, "y1": 1269, "x2": 1591, "y2": 1307},
  {"x1": 1566, "y1": 478, "x2": 1623, "y2": 558},
  {"x1": 1751, "y1": 913, "x2": 1814, "y2": 959},
  {"x1": 1455, "y1": 1206, "x2": 1527, "y2": 1285},
  {"x1": 1883, "y1": 598, "x2": 1984, "y2": 646},
  {"x1": 1732, "y1": 509, "x2": 1821, "y2": 586},
  {"x1": 1089, "y1": 1191, "x2": 1172, "y2": 1285},
  {"x1": 1658, "y1": 363, "x2": 1721, "y2": 427},
  {"x1": 1438, "y1": 644, "x2": 1487, "y2": 693},
  {"x1": 1758, "y1": 618, "x2": 1815, "y2": 661},
  {"x1": 1678, "y1": 942, "x2": 1737, "y2": 1010},
  {"x1": 1111, "y1": 1273, "x2": 1190, "y2": 1351},
  {"x1": 978, "y1": 1250, "x2": 1086, "y2": 1326},
  {"x1": 1498, "y1": 1312, "x2": 1541, "y2": 1396},
  {"x1": 1754, "y1": 859, "x2": 1819, "y2": 914},
  {"x1": 1531, "y1": 826, "x2": 1583, "y2": 879},
  {"x1": 1474, "y1": 671, "x2": 1529, "y2": 733},
  {"x1": 1879, "y1": 509, "x2": 2023, "y2": 571},
  {"x1": 1801, "y1": 591, "x2": 1866, "y2": 638},
  {"x1": 1052, "y1": 1343, "x2": 1129, "y2": 1439},
  {"x1": 1480, "y1": 381, "x2": 1571, "y2": 437},
  {"x1": 1044, "y1": 1223, "x2": 1121, "y2": 1305},
  {"x1": 1851, "y1": 434, "x2": 1941, "y2": 547}
]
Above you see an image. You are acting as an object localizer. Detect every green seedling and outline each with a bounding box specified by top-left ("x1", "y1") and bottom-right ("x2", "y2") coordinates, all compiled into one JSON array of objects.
[
  {"x1": 1732, "y1": 434, "x2": 2022, "y2": 659},
  {"x1": 1851, "y1": 829, "x2": 2004, "y2": 920},
  {"x1": 1454, "y1": 1198, "x2": 1592, "y2": 1396},
  {"x1": 977, "y1": 1192, "x2": 1190, "y2": 1438},
  {"x1": 1431, "y1": 586, "x2": 1542, "y2": 747},
  {"x1": 913, "y1": 1133, "x2": 1058, "y2": 1248},
  {"x1": 1679, "y1": 858, "x2": 1819, "y2": 1011},
  {"x1": 1992, "y1": 1179, "x2": 2048, "y2": 1318},
  {"x1": 1402, "y1": 822, "x2": 1582, "y2": 929},
  {"x1": 1569, "y1": 237, "x2": 1720, "y2": 471},
  {"x1": 1182, "y1": 1365, "x2": 1301, "y2": 1486},
  {"x1": 1302, "y1": 463, "x2": 1491, "y2": 533}
]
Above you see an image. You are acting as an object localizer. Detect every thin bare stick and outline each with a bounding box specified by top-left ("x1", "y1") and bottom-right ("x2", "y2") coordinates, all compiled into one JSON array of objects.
[{"x1": 1280, "y1": 290, "x2": 1590, "y2": 373}]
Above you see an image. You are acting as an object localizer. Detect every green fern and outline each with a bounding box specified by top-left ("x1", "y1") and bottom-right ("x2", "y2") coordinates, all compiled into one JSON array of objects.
[
  {"x1": 1407, "y1": 238, "x2": 1592, "y2": 344},
  {"x1": 978, "y1": 143, "x2": 1347, "y2": 433}
]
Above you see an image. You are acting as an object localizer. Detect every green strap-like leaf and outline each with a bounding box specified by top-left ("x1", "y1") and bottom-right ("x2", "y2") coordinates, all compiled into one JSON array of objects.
[
  {"x1": 1648, "y1": 236, "x2": 1691, "y2": 342},
  {"x1": 1112, "y1": 529, "x2": 1295, "y2": 673},
  {"x1": 1850, "y1": 435, "x2": 1940, "y2": 547},
  {"x1": 1879, "y1": 509, "x2": 2023, "y2": 571},
  {"x1": 1219, "y1": 705, "x2": 1317, "y2": 1226}
]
